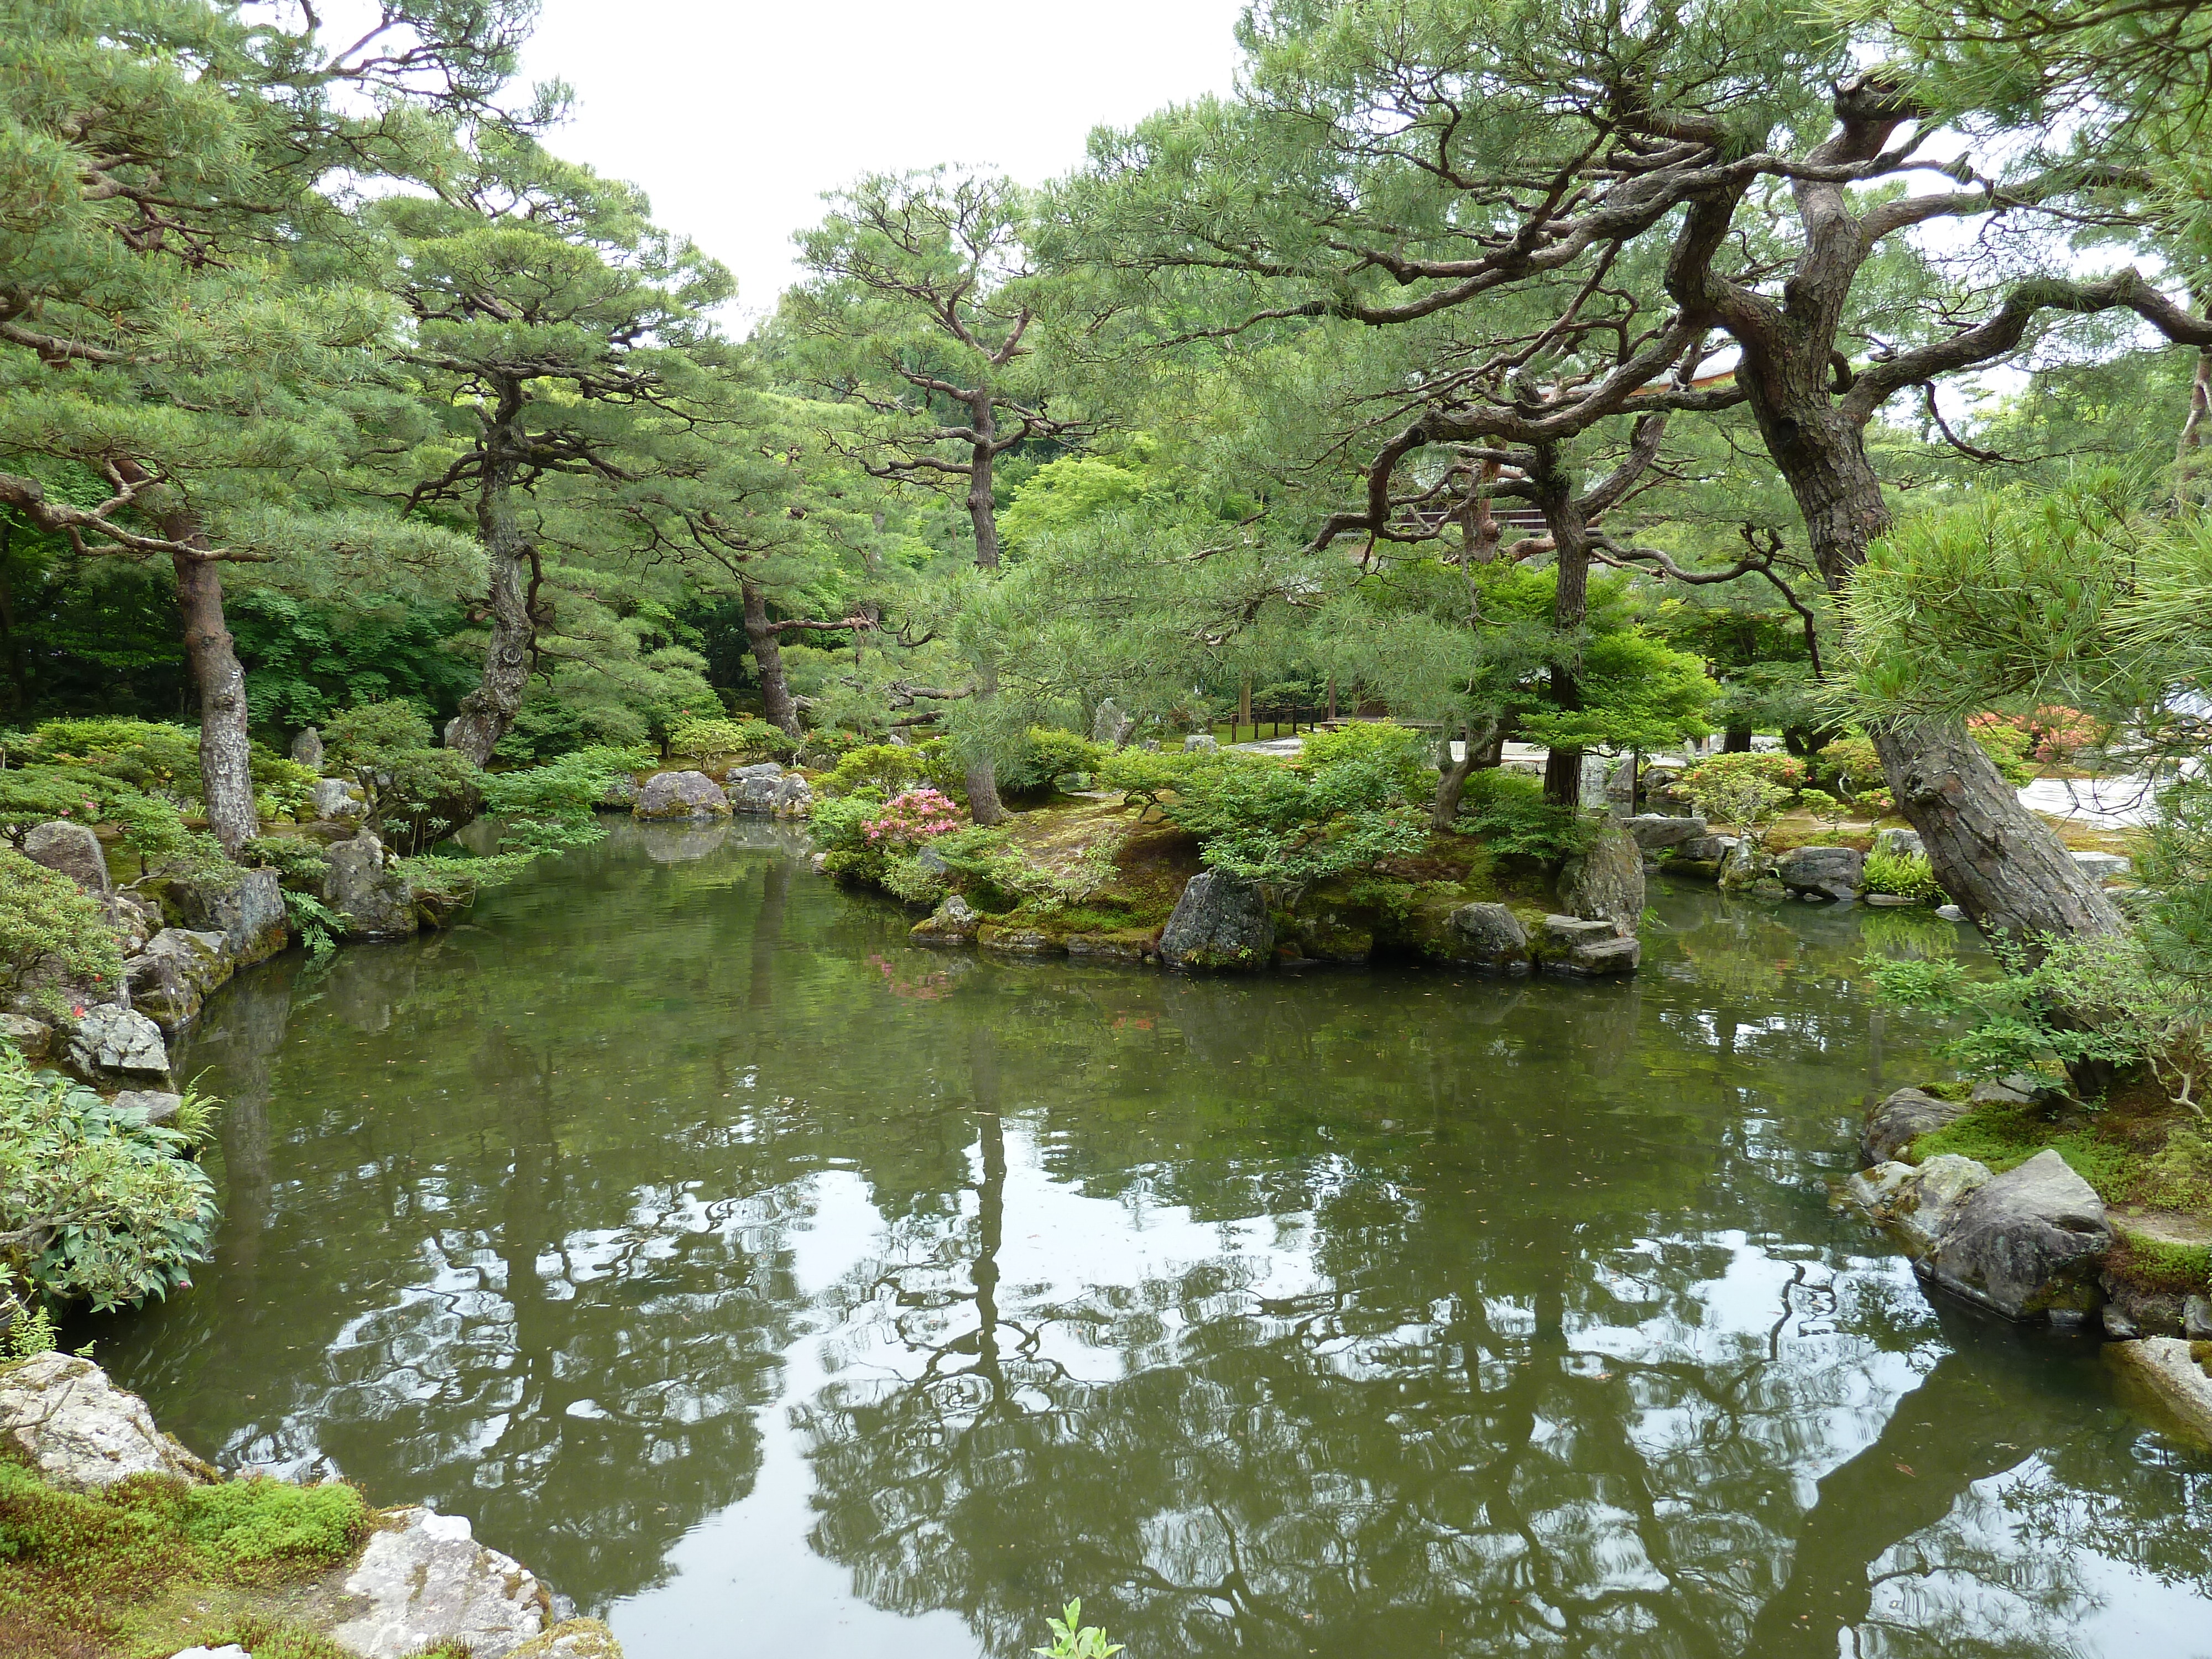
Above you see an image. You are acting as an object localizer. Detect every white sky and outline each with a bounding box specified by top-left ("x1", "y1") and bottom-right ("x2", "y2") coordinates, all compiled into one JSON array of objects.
[{"x1": 515, "y1": 1, "x2": 1254, "y2": 326}]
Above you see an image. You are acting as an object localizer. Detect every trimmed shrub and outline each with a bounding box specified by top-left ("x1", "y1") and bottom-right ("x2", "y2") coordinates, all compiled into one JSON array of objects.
[{"x1": 1864, "y1": 850, "x2": 1943, "y2": 904}]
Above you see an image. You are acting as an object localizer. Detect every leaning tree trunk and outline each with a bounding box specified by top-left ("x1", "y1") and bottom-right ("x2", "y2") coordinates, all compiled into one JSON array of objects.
[
  {"x1": 740, "y1": 579, "x2": 803, "y2": 739},
  {"x1": 1431, "y1": 718, "x2": 1500, "y2": 831},
  {"x1": 444, "y1": 448, "x2": 536, "y2": 766},
  {"x1": 171, "y1": 547, "x2": 258, "y2": 854}
]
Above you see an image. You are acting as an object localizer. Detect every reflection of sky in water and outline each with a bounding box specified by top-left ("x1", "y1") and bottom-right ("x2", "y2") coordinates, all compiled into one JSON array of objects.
[{"x1": 86, "y1": 826, "x2": 2212, "y2": 1659}]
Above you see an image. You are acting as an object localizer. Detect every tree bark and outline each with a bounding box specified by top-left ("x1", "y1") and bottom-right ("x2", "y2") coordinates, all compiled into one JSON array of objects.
[
  {"x1": 1724, "y1": 726, "x2": 1753, "y2": 753},
  {"x1": 444, "y1": 428, "x2": 536, "y2": 766},
  {"x1": 740, "y1": 578, "x2": 803, "y2": 739},
  {"x1": 967, "y1": 393, "x2": 1000, "y2": 571},
  {"x1": 171, "y1": 547, "x2": 258, "y2": 854},
  {"x1": 1431, "y1": 718, "x2": 1498, "y2": 830},
  {"x1": 2177, "y1": 345, "x2": 2212, "y2": 506},
  {"x1": 1734, "y1": 342, "x2": 2124, "y2": 959},
  {"x1": 1531, "y1": 445, "x2": 1589, "y2": 812}
]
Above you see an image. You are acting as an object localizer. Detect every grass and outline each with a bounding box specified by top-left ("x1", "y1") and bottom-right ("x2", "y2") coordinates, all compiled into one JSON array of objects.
[
  {"x1": 0, "y1": 1460, "x2": 468, "y2": 1659},
  {"x1": 1908, "y1": 1082, "x2": 2212, "y2": 1216}
]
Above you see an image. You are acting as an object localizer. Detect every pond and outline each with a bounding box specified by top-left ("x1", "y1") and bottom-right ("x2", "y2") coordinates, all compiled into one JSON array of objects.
[{"x1": 90, "y1": 820, "x2": 2212, "y2": 1659}]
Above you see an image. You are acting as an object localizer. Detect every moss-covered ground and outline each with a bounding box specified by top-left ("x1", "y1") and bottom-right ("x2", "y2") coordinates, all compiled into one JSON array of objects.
[
  {"x1": 1906, "y1": 1078, "x2": 2212, "y2": 1293},
  {"x1": 0, "y1": 1454, "x2": 466, "y2": 1659}
]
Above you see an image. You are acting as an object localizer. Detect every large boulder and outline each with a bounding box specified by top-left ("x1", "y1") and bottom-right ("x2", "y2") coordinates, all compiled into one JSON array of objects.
[
  {"x1": 23, "y1": 820, "x2": 111, "y2": 899},
  {"x1": 290, "y1": 726, "x2": 324, "y2": 770},
  {"x1": 124, "y1": 928, "x2": 234, "y2": 1034},
  {"x1": 64, "y1": 1003, "x2": 173, "y2": 1088},
  {"x1": 1091, "y1": 698, "x2": 1135, "y2": 747},
  {"x1": 911, "y1": 894, "x2": 982, "y2": 946},
  {"x1": 1158, "y1": 870, "x2": 1274, "y2": 971},
  {"x1": 1554, "y1": 824, "x2": 1644, "y2": 936},
  {"x1": 1536, "y1": 915, "x2": 1640, "y2": 977},
  {"x1": 324, "y1": 832, "x2": 419, "y2": 941},
  {"x1": 172, "y1": 866, "x2": 287, "y2": 965},
  {"x1": 635, "y1": 769, "x2": 732, "y2": 821},
  {"x1": 331, "y1": 1506, "x2": 556, "y2": 1659},
  {"x1": 1623, "y1": 814, "x2": 1708, "y2": 862},
  {"x1": 1875, "y1": 826, "x2": 1925, "y2": 859},
  {"x1": 1922, "y1": 1149, "x2": 2111, "y2": 1322},
  {"x1": 1182, "y1": 733, "x2": 1220, "y2": 753},
  {"x1": 311, "y1": 776, "x2": 366, "y2": 823},
  {"x1": 1717, "y1": 839, "x2": 1779, "y2": 893},
  {"x1": 1777, "y1": 843, "x2": 1864, "y2": 901},
  {"x1": 0, "y1": 1011, "x2": 52, "y2": 1058},
  {"x1": 770, "y1": 773, "x2": 813, "y2": 818},
  {"x1": 1443, "y1": 902, "x2": 1531, "y2": 974},
  {"x1": 0, "y1": 1354, "x2": 213, "y2": 1492},
  {"x1": 111, "y1": 1088, "x2": 182, "y2": 1128},
  {"x1": 2107, "y1": 1339, "x2": 2212, "y2": 1444},
  {"x1": 724, "y1": 760, "x2": 785, "y2": 785},
  {"x1": 1860, "y1": 1086, "x2": 1972, "y2": 1164}
]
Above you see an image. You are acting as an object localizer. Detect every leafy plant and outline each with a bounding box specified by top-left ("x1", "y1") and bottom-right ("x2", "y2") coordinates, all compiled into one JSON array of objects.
[
  {"x1": 1455, "y1": 768, "x2": 1597, "y2": 858},
  {"x1": 0, "y1": 848, "x2": 122, "y2": 1010},
  {"x1": 1164, "y1": 749, "x2": 1424, "y2": 892},
  {"x1": 862, "y1": 789, "x2": 964, "y2": 848},
  {"x1": 0, "y1": 1050, "x2": 218, "y2": 1310},
  {"x1": 666, "y1": 714, "x2": 797, "y2": 763},
  {"x1": 1863, "y1": 850, "x2": 1943, "y2": 904},
  {"x1": 1681, "y1": 755, "x2": 1799, "y2": 849},
  {"x1": 1034, "y1": 1600, "x2": 1123, "y2": 1659}
]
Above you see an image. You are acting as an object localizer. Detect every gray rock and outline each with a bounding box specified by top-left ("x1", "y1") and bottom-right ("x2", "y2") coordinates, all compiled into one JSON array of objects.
[
  {"x1": 64, "y1": 1003, "x2": 172, "y2": 1088},
  {"x1": 770, "y1": 774, "x2": 813, "y2": 817},
  {"x1": 1091, "y1": 698, "x2": 1135, "y2": 748},
  {"x1": 1444, "y1": 902, "x2": 1530, "y2": 973},
  {"x1": 508, "y1": 1620, "x2": 625, "y2": 1659},
  {"x1": 635, "y1": 770, "x2": 732, "y2": 821},
  {"x1": 2102, "y1": 1302, "x2": 2141, "y2": 1340},
  {"x1": 2187, "y1": 1294, "x2": 2212, "y2": 1341},
  {"x1": 598, "y1": 775, "x2": 639, "y2": 811},
  {"x1": 1861, "y1": 1086, "x2": 1971, "y2": 1164},
  {"x1": 2072, "y1": 850, "x2": 2132, "y2": 881},
  {"x1": 111, "y1": 1088, "x2": 184, "y2": 1127},
  {"x1": 1777, "y1": 843, "x2": 1865, "y2": 901},
  {"x1": 311, "y1": 776, "x2": 366, "y2": 822},
  {"x1": 1921, "y1": 1148, "x2": 2111, "y2": 1321},
  {"x1": 23, "y1": 820, "x2": 111, "y2": 898},
  {"x1": 112, "y1": 889, "x2": 158, "y2": 956},
  {"x1": 978, "y1": 923, "x2": 1065, "y2": 957},
  {"x1": 0, "y1": 1354, "x2": 212, "y2": 1491},
  {"x1": 290, "y1": 726, "x2": 324, "y2": 770},
  {"x1": 1554, "y1": 934, "x2": 1641, "y2": 977},
  {"x1": 726, "y1": 760, "x2": 785, "y2": 783},
  {"x1": 1671, "y1": 831, "x2": 1736, "y2": 865},
  {"x1": 2101, "y1": 1272, "x2": 2188, "y2": 1338},
  {"x1": 1718, "y1": 839, "x2": 1777, "y2": 892},
  {"x1": 1541, "y1": 914, "x2": 1615, "y2": 948},
  {"x1": 2107, "y1": 1338, "x2": 2212, "y2": 1445},
  {"x1": 916, "y1": 843, "x2": 952, "y2": 878},
  {"x1": 1875, "y1": 826, "x2": 1925, "y2": 859},
  {"x1": 1555, "y1": 824, "x2": 1644, "y2": 935},
  {"x1": 1183, "y1": 733, "x2": 1220, "y2": 753},
  {"x1": 172, "y1": 867, "x2": 287, "y2": 966},
  {"x1": 332, "y1": 1506, "x2": 554, "y2": 1659},
  {"x1": 1158, "y1": 869, "x2": 1274, "y2": 971},
  {"x1": 1837, "y1": 1154, "x2": 1994, "y2": 1257},
  {"x1": 124, "y1": 928, "x2": 234, "y2": 1034},
  {"x1": 1624, "y1": 814, "x2": 1708, "y2": 857},
  {"x1": 323, "y1": 831, "x2": 419, "y2": 941},
  {"x1": 1140, "y1": 739, "x2": 1162, "y2": 752},
  {"x1": 0, "y1": 1012, "x2": 52, "y2": 1059},
  {"x1": 912, "y1": 894, "x2": 981, "y2": 946},
  {"x1": 1936, "y1": 904, "x2": 1966, "y2": 921}
]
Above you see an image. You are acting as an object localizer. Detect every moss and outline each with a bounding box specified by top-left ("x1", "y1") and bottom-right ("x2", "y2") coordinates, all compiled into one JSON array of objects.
[
  {"x1": 2107, "y1": 1227, "x2": 2212, "y2": 1294},
  {"x1": 1919, "y1": 1079, "x2": 1974, "y2": 1103},
  {"x1": 0, "y1": 1463, "x2": 373, "y2": 1658},
  {"x1": 1907, "y1": 1094, "x2": 2212, "y2": 1215}
]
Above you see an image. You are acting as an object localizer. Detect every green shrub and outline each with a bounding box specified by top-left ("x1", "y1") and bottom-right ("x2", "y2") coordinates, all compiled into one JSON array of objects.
[
  {"x1": 1863, "y1": 850, "x2": 1943, "y2": 903},
  {"x1": 324, "y1": 705, "x2": 482, "y2": 854},
  {"x1": 880, "y1": 852, "x2": 949, "y2": 907},
  {"x1": 0, "y1": 761, "x2": 109, "y2": 841},
  {"x1": 238, "y1": 837, "x2": 331, "y2": 892},
  {"x1": 0, "y1": 849, "x2": 122, "y2": 1009},
  {"x1": 1968, "y1": 715, "x2": 2038, "y2": 786},
  {"x1": 820, "y1": 740, "x2": 965, "y2": 800},
  {"x1": 998, "y1": 727, "x2": 1108, "y2": 796},
  {"x1": 1165, "y1": 748, "x2": 1423, "y2": 889},
  {"x1": 809, "y1": 791, "x2": 886, "y2": 855},
  {"x1": 1456, "y1": 769, "x2": 1597, "y2": 858},
  {"x1": 31, "y1": 718, "x2": 199, "y2": 798},
  {"x1": 1296, "y1": 721, "x2": 1432, "y2": 792},
  {"x1": 0, "y1": 1050, "x2": 217, "y2": 1310},
  {"x1": 1681, "y1": 752, "x2": 1803, "y2": 844},
  {"x1": 666, "y1": 714, "x2": 796, "y2": 763},
  {"x1": 1095, "y1": 746, "x2": 1201, "y2": 809}
]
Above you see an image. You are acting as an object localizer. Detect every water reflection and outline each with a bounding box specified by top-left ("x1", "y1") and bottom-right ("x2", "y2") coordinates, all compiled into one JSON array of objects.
[{"x1": 86, "y1": 829, "x2": 2212, "y2": 1658}]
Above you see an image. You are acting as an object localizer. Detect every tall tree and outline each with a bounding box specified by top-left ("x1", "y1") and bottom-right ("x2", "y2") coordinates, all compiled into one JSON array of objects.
[
  {"x1": 373, "y1": 132, "x2": 737, "y2": 764},
  {"x1": 785, "y1": 171, "x2": 1081, "y2": 823},
  {"x1": 0, "y1": 0, "x2": 534, "y2": 849},
  {"x1": 1042, "y1": 0, "x2": 2212, "y2": 949}
]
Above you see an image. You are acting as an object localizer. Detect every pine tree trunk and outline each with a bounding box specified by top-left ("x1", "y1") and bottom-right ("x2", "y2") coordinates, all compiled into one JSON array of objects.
[
  {"x1": 1744, "y1": 374, "x2": 2124, "y2": 950},
  {"x1": 445, "y1": 442, "x2": 535, "y2": 766},
  {"x1": 1431, "y1": 718, "x2": 1496, "y2": 831},
  {"x1": 1724, "y1": 726, "x2": 1753, "y2": 753},
  {"x1": 1533, "y1": 446, "x2": 1589, "y2": 812},
  {"x1": 172, "y1": 548, "x2": 258, "y2": 854},
  {"x1": 741, "y1": 579, "x2": 802, "y2": 738}
]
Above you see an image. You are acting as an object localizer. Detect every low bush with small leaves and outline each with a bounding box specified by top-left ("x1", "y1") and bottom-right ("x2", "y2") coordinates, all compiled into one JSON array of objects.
[
  {"x1": 666, "y1": 714, "x2": 797, "y2": 764},
  {"x1": 1863, "y1": 850, "x2": 1943, "y2": 904},
  {"x1": 0, "y1": 848, "x2": 123, "y2": 1010}
]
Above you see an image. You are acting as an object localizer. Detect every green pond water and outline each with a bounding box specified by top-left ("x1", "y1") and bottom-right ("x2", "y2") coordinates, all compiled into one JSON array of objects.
[{"x1": 90, "y1": 819, "x2": 2212, "y2": 1659}]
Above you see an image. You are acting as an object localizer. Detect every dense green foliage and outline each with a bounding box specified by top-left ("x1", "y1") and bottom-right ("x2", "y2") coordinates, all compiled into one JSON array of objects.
[{"x1": 0, "y1": 1048, "x2": 216, "y2": 1310}]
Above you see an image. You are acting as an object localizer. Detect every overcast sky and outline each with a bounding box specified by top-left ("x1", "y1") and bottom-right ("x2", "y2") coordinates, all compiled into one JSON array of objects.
[{"x1": 515, "y1": 1, "x2": 1253, "y2": 326}]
